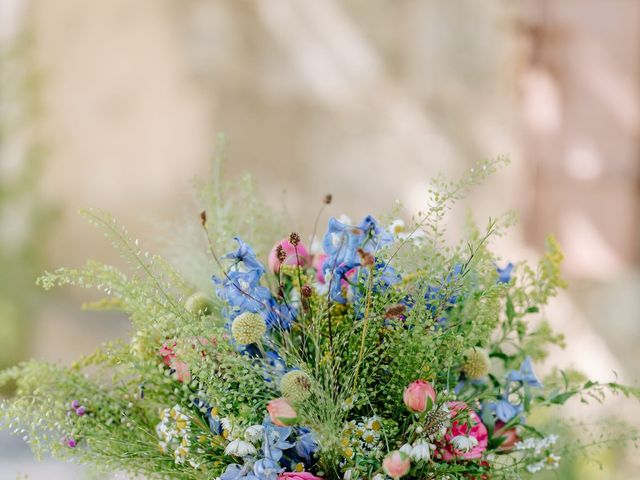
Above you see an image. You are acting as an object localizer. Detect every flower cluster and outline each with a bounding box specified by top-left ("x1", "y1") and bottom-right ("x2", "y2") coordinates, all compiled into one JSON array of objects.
[{"x1": 2, "y1": 159, "x2": 637, "y2": 479}]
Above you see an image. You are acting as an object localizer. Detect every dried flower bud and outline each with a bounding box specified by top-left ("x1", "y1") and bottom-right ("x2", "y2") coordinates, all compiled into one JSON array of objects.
[
  {"x1": 385, "y1": 304, "x2": 406, "y2": 319},
  {"x1": 357, "y1": 248, "x2": 375, "y2": 267},
  {"x1": 199, "y1": 210, "x2": 207, "y2": 226},
  {"x1": 301, "y1": 285, "x2": 313, "y2": 298},
  {"x1": 275, "y1": 244, "x2": 287, "y2": 263},
  {"x1": 289, "y1": 232, "x2": 301, "y2": 246},
  {"x1": 323, "y1": 193, "x2": 333, "y2": 205}
]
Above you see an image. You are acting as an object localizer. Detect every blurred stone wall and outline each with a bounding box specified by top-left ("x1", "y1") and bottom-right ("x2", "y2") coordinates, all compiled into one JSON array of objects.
[{"x1": 0, "y1": 0, "x2": 638, "y2": 478}]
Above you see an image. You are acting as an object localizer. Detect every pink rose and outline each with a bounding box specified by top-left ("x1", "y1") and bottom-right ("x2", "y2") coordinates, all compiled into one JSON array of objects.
[
  {"x1": 312, "y1": 253, "x2": 328, "y2": 283},
  {"x1": 383, "y1": 451, "x2": 411, "y2": 479},
  {"x1": 439, "y1": 401, "x2": 488, "y2": 460},
  {"x1": 403, "y1": 380, "x2": 437, "y2": 413},
  {"x1": 278, "y1": 473, "x2": 323, "y2": 480},
  {"x1": 267, "y1": 398, "x2": 299, "y2": 426},
  {"x1": 268, "y1": 239, "x2": 311, "y2": 273}
]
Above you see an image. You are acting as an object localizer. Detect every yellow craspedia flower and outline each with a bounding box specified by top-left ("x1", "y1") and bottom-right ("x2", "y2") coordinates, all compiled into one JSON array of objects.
[
  {"x1": 231, "y1": 312, "x2": 266, "y2": 345},
  {"x1": 462, "y1": 348, "x2": 490, "y2": 380},
  {"x1": 279, "y1": 370, "x2": 312, "y2": 402}
]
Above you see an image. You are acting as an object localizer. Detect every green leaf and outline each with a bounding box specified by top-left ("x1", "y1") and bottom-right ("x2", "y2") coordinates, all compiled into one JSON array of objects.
[
  {"x1": 549, "y1": 391, "x2": 578, "y2": 405},
  {"x1": 506, "y1": 296, "x2": 516, "y2": 324}
]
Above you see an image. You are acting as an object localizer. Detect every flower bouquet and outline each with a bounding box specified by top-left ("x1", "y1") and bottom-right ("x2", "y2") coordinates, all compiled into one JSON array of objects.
[{"x1": 1, "y1": 155, "x2": 638, "y2": 479}]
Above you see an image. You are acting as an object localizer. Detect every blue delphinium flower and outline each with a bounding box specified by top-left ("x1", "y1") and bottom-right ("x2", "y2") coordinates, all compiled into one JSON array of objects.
[
  {"x1": 253, "y1": 458, "x2": 282, "y2": 480},
  {"x1": 293, "y1": 428, "x2": 318, "y2": 461},
  {"x1": 507, "y1": 356, "x2": 543, "y2": 388},
  {"x1": 358, "y1": 215, "x2": 393, "y2": 253},
  {"x1": 326, "y1": 263, "x2": 353, "y2": 304},
  {"x1": 192, "y1": 398, "x2": 223, "y2": 435},
  {"x1": 497, "y1": 262, "x2": 514, "y2": 284},
  {"x1": 264, "y1": 298, "x2": 296, "y2": 331},
  {"x1": 224, "y1": 236, "x2": 265, "y2": 273},
  {"x1": 215, "y1": 269, "x2": 272, "y2": 313},
  {"x1": 262, "y1": 418, "x2": 295, "y2": 463},
  {"x1": 220, "y1": 463, "x2": 259, "y2": 480},
  {"x1": 487, "y1": 395, "x2": 524, "y2": 423},
  {"x1": 425, "y1": 263, "x2": 463, "y2": 318},
  {"x1": 360, "y1": 261, "x2": 401, "y2": 291},
  {"x1": 322, "y1": 217, "x2": 363, "y2": 269}
]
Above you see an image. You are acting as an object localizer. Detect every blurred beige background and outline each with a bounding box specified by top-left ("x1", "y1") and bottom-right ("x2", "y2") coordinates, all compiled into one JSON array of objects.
[{"x1": 1, "y1": 0, "x2": 639, "y2": 479}]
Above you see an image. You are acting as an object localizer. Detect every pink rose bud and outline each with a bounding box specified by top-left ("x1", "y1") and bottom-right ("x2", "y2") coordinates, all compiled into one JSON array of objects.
[
  {"x1": 267, "y1": 398, "x2": 299, "y2": 427},
  {"x1": 268, "y1": 239, "x2": 311, "y2": 273},
  {"x1": 383, "y1": 451, "x2": 411, "y2": 479},
  {"x1": 403, "y1": 380, "x2": 437, "y2": 413}
]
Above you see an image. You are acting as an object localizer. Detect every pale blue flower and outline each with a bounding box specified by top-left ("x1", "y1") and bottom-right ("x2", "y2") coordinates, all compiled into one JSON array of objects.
[
  {"x1": 262, "y1": 419, "x2": 294, "y2": 463},
  {"x1": 220, "y1": 464, "x2": 259, "y2": 480},
  {"x1": 488, "y1": 396, "x2": 524, "y2": 423},
  {"x1": 322, "y1": 217, "x2": 363, "y2": 269},
  {"x1": 507, "y1": 356, "x2": 543, "y2": 388},
  {"x1": 214, "y1": 269, "x2": 272, "y2": 313},
  {"x1": 253, "y1": 458, "x2": 282, "y2": 480},
  {"x1": 497, "y1": 262, "x2": 514, "y2": 284},
  {"x1": 294, "y1": 429, "x2": 318, "y2": 461},
  {"x1": 224, "y1": 236, "x2": 265, "y2": 273}
]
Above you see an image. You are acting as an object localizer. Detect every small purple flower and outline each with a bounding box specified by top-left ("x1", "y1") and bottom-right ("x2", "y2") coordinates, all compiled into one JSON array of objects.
[
  {"x1": 75, "y1": 406, "x2": 86, "y2": 416},
  {"x1": 70, "y1": 400, "x2": 80, "y2": 410},
  {"x1": 67, "y1": 438, "x2": 77, "y2": 448}
]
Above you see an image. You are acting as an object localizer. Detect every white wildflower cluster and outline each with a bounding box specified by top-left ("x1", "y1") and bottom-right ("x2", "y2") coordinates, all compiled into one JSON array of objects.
[
  {"x1": 514, "y1": 435, "x2": 561, "y2": 473},
  {"x1": 156, "y1": 405, "x2": 200, "y2": 468},
  {"x1": 526, "y1": 453, "x2": 561, "y2": 473},
  {"x1": 340, "y1": 417, "x2": 385, "y2": 462},
  {"x1": 514, "y1": 434, "x2": 558, "y2": 455}
]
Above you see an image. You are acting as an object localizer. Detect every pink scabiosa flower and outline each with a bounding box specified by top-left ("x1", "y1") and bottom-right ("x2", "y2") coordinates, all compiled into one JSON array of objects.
[
  {"x1": 267, "y1": 398, "x2": 299, "y2": 427},
  {"x1": 268, "y1": 239, "x2": 311, "y2": 273},
  {"x1": 383, "y1": 451, "x2": 411, "y2": 479},
  {"x1": 439, "y1": 401, "x2": 488, "y2": 460},
  {"x1": 403, "y1": 380, "x2": 437, "y2": 413},
  {"x1": 278, "y1": 473, "x2": 323, "y2": 480}
]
